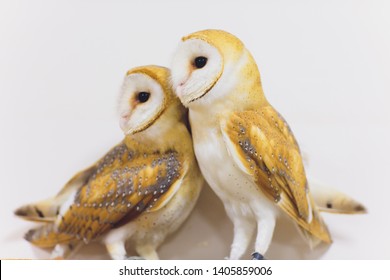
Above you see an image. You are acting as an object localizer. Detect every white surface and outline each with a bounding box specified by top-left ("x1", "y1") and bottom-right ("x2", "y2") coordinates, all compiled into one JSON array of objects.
[{"x1": 0, "y1": 0, "x2": 389, "y2": 259}]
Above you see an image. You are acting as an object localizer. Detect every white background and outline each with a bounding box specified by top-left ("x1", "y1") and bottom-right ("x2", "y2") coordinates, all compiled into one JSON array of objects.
[{"x1": 0, "y1": 0, "x2": 389, "y2": 259}]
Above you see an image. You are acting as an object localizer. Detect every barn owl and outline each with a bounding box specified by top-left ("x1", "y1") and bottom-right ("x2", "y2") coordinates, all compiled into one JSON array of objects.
[
  {"x1": 171, "y1": 29, "x2": 365, "y2": 259},
  {"x1": 15, "y1": 65, "x2": 203, "y2": 260}
]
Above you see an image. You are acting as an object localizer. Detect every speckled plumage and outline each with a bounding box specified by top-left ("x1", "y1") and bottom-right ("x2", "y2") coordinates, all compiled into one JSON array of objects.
[
  {"x1": 15, "y1": 66, "x2": 203, "y2": 259},
  {"x1": 171, "y1": 29, "x2": 331, "y2": 259}
]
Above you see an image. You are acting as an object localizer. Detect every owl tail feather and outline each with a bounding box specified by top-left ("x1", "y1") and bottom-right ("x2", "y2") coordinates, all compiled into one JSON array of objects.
[
  {"x1": 15, "y1": 166, "x2": 96, "y2": 223},
  {"x1": 25, "y1": 224, "x2": 74, "y2": 248},
  {"x1": 310, "y1": 182, "x2": 367, "y2": 214},
  {"x1": 14, "y1": 198, "x2": 59, "y2": 223}
]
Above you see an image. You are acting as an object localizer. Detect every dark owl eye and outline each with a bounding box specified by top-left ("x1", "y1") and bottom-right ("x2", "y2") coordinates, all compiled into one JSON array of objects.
[
  {"x1": 137, "y1": 92, "x2": 150, "y2": 103},
  {"x1": 194, "y1": 56, "x2": 208, "y2": 69}
]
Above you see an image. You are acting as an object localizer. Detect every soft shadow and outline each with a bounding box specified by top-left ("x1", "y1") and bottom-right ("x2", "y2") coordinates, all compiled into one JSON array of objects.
[
  {"x1": 14, "y1": 185, "x2": 330, "y2": 260},
  {"x1": 267, "y1": 214, "x2": 330, "y2": 259},
  {"x1": 71, "y1": 243, "x2": 110, "y2": 260},
  {"x1": 4, "y1": 225, "x2": 31, "y2": 243},
  {"x1": 159, "y1": 184, "x2": 330, "y2": 260},
  {"x1": 159, "y1": 184, "x2": 232, "y2": 259}
]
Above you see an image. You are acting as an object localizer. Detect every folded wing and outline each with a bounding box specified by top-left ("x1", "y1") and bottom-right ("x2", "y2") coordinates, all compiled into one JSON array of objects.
[
  {"x1": 25, "y1": 142, "x2": 187, "y2": 247},
  {"x1": 220, "y1": 107, "x2": 331, "y2": 243}
]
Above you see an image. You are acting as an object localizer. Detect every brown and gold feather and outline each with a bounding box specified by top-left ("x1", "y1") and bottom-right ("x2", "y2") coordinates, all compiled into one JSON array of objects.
[
  {"x1": 26, "y1": 140, "x2": 188, "y2": 247},
  {"x1": 221, "y1": 106, "x2": 331, "y2": 243}
]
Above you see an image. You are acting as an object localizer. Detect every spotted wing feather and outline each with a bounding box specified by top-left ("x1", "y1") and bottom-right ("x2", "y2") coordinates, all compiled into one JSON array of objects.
[
  {"x1": 220, "y1": 107, "x2": 331, "y2": 243},
  {"x1": 28, "y1": 142, "x2": 185, "y2": 247}
]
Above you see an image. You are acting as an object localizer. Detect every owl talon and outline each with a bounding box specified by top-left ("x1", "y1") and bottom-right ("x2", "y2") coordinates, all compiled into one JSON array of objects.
[
  {"x1": 251, "y1": 252, "x2": 265, "y2": 260},
  {"x1": 126, "y1": 256, "x2": 145, "y2": 260}
]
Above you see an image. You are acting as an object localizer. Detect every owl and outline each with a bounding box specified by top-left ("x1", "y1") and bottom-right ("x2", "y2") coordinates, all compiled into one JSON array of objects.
[
  {"x1": 15, "y1": 65, "x2": 203, "y2": 260},
  {"x1": 170, "y1": 29, "x2": 365, "y2": 259}
]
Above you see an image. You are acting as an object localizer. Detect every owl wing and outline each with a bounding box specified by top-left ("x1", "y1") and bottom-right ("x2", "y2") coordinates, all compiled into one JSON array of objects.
[
  {"x1": 220, "y1": 106, "x2": 331, "y2": 243},
  {"x1": 31, "y1": 142, "x2": 187, "y2": 246}
]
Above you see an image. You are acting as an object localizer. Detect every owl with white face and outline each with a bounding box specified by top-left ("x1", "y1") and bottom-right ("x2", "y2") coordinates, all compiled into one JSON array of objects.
[
  {"x1": 171, "y1": 29, "x2": 333, "y2": 260},
  {"x1": 15, "y1": 66, "x2": 203, "y2": 260}
]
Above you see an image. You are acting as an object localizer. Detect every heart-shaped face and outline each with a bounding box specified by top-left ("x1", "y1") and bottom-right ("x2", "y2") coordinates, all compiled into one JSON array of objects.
[
  {"x1": 118, "y1": 69, "x2": 167, "y2": 135},
  {"x1": 171, "y1": 37, "x2": 223, "y2": 107}
]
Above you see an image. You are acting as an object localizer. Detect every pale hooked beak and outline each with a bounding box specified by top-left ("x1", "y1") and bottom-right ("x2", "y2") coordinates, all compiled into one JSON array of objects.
[
  {"x1": 119, "y1": 113, "x2": 130, "y2": 132},
  {"x1": 175, "y1": 79, "x2": 188, "y2": 99},
  {"x1": 175, "y1": 83, "x2": 184, "y2": 98}
]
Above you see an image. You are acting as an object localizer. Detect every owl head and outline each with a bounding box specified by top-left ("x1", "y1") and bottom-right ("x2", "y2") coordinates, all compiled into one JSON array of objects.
[
  {"x1": 171, "y1": 29, "x2": 262, "y2": 108},
  {"x1": 118, "y1": 65, "x2": 184, "y2": 136}
]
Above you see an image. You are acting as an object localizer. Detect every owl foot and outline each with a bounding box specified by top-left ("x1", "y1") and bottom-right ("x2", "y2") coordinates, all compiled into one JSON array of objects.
[
  {"x1": 126, "y1": 256, "x2": 145, "y2": 260},
  {"x1": 251, "y1": 252, "x2": 265, "y2": 260}
]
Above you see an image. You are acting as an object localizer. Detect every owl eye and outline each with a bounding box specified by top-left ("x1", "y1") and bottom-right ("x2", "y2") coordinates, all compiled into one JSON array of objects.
[
  {"x1": 194, "y1": 56, "x2": 208, "y2": 69},
  {"x1": 137, "y1": 92, "x2": 150, "y2": 103}
]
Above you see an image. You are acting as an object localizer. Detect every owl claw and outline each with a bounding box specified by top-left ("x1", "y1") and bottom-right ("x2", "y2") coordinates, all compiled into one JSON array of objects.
[
  {"x1": 126, "y1": 256, "x2": 145, "y2": 260},
  {"x1": 251, "y1": 252, "x2": 265, "y2": 260}
]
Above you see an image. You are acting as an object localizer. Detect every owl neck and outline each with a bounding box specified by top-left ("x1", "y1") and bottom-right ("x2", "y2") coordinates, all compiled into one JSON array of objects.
[{"x1": 124, "y1": 105, "x2": 189, "y2": 152}]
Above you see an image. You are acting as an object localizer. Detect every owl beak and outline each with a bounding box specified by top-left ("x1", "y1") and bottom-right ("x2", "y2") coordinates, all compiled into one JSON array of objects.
[
  {"x1": 175, "y1": 78, "x2": 189, "y2": 100},
  {"x1": 119, "y1": 113, "x2": 131, "y2": 133},
  {"x1": 175, "y1": 83, "x2": 184, "y2": 98}
]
